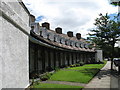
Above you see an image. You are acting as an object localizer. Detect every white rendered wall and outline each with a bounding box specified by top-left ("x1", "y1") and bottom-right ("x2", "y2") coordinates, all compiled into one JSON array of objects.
[
  {"x1": 0, "y1": 7, "x2": 2, "y2": 90},
  {"x1": 0, "y1": 0, "x2": 30, "y2": 89},
  {"x1": 95, "y1": 50, "x2": 103, "y2": 62},
  {"x1": 118, "y1": 37, "x2": 120, "y2": 48}
]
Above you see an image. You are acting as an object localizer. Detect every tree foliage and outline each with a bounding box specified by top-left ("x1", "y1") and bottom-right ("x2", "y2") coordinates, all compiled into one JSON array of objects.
[
  {"x1": 110, "y1": 1, "x2": 120, "y2": 6},
  {"x1": 88, "y1": 13, "x2": 120, "y2": 69},
  {"x1": 88, "y1": 13, "x2": 120, "y2": 49}
]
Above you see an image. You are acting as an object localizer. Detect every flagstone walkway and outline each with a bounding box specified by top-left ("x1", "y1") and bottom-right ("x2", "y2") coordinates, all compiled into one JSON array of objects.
[
  {"x1": 84, "y1": 61, "x2": 111, "y2": 89},
  {"x1": 41, "y1": 81, "x2": 86, "y2": 87}
]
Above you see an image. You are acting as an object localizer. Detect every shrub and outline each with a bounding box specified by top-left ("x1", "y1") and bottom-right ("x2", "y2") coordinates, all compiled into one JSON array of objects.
[
  {"x1": 29, "y1": 72, "x2": 39, "y2": 79},
  {"x1": 46, "y1": 66, "x2": 53, "y2": 72},
  {"x1": 70, "y1": 64, "x2": 76, "y2": 67},
  {"x1": 79, "y1": 62, "x2": 85, "y2": 66},
  {"x1": 60, "y1": 65, "x2": 66, "y2": 68},
  {"x1": 40, "y1": 72, "x2": 52, "y2": 81},
  {"x1": 75, "y1": 64, "x2": 80, "y2": 67},
  {"x1": 64, "y1": 65, "x2": 69, "y2": 68},
  {"x1": 55, "y1": 67, "x2": 60, "y2": 71}
]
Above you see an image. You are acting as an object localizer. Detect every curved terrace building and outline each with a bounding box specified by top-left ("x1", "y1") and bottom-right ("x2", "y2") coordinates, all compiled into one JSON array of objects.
[
  {"x1": 29, "y1": 15, "x2": 96, "y2": 78},
  {"x1": 1, "y1": 0, "x2": 103, "y2": 88}
]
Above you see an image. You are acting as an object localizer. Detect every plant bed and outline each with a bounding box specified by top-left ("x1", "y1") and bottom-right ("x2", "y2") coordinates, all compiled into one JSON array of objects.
[{"x1": 40, "y1": 72, "x2": 53, "y2": 81}]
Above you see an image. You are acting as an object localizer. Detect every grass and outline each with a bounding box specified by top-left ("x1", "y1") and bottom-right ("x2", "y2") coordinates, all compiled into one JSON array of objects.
[
  {"x1": 32, "y1": 83, "x2": 83, "y2": 89},
  {"x1": 31, "y1": 61, "x2": 107, "y2": 88},
  {"x1": 49, "y1": 61, "x2": 107, "y2": 83}
]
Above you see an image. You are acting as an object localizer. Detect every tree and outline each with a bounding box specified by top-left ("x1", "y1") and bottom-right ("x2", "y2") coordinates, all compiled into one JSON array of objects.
[
  {"x1": 110, "y1": 1, "x2": 120, "y2": 6},
  {"x1": 88, "y1": 13, "x2": 120, "y2": 70},
  {"x1": 110, "y1": 0, "x2": 120, "y2": 22}
]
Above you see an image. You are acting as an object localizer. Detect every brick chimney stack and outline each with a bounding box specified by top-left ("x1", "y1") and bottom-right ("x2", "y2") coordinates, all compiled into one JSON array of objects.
[
  {"x1": 30, "y1": 14, "x2": 35, "y2": 22},
  {"x1": 42, "y1": 22, "x2": 50, "y2": 30},
  {"x1": 30, "y1": 14, "x2": 35, "y2": 29},
  {"x1": 76, "y1": 33, "x2": 81, "y2": 40},
  {"x1": 55, "y1": 27, "x2": 62, "y2": 34},
  {"x1": 67, "y1": 31, "x2": 73, "y2": 37}
]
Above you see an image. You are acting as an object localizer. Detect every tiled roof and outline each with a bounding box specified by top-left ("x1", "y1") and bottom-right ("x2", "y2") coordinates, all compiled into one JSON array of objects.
[{"x1": 30, "y1": 23, "x2": 95, "y2": 52}]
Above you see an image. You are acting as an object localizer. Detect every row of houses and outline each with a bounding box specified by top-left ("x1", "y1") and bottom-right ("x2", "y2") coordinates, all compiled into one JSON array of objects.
[
  {"x1": 29, "y1": 16, "x2": 97, "y2": 77},
  {"x1": 0, "y1": 0, "x2": 102, "y2": 89}
]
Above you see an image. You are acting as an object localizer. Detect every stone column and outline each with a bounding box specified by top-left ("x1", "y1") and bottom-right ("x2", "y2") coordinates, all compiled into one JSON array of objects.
[
  {"x1": 72, "y1": 52, "x2": 74, "y2": 64},
  {"x1": 56, "y1": 50, "x2": 59, "y2": 67},
  {"x1": 58, "y1": 50, "x2": 61, "y2": 67},
  {"x1": 34, "y1": 44, "x2": 38, "y2": 73},
  {"x1": 41, "y1": 47, "x2": 45, "y2": 72},
  {"x1": 53, "y1": 49, "x2": 56, "y2": 69},
  {"x1": 76, "y1": 52, "x2": 78, "y2": 63},
  {"x1": 64, "y1": 52, "x2": 66, "y2": 65},
  {"x1": 38, "y1": 45, "x2": 42, "y2": 73},
  {"x1": 62, "y1": 51, "x2": 65, "y2": 67},
  {"x1": 48, "y1": 49, "x2": 51, "y2": 70},
  {"x1": 78, "y1": 52, "x2": 80, "y2": 62},
  {"x1": 67, "y1": 52, "x2": 70, "y2": 66}
]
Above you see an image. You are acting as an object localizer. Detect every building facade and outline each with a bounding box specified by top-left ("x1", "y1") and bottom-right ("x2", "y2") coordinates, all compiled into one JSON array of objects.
[
  {"x1": 29, "y1": 17, "x2": 97, "y2": 77},
  {"x1": 0, "y1": 0, "x2": 102, "y2": 89},
  {"x1": 0, "y1": 0, "x2": 30, "y2": 89}
]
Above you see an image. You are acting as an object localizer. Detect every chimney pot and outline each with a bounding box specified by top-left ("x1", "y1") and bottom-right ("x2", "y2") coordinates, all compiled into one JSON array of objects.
[
  {"x1": 42, "y1": 22, "x2": 50, "y2": 30},
  {"x1": 76, "y1": 33, "x2": 81, "y2": 40},
  {"x1": 67, "y1": 31, "x2": 73, "y2": 37},
  {"x1": 55, "y1": 27, "x2": 62, "y2": 34}
]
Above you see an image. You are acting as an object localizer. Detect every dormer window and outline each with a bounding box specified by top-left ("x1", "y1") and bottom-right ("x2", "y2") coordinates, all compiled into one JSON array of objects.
[
  {"x1": 70, "y1": 41, "x2": 73, "y2": 46},
  {"x1": 47, "y1": 34, "x2": 50, "y2": 40},
  {"x1": 54, "y1": 35, "x2": 57, "y2": 42},
  {"x1": 60, "y1": 38, "x2": 62, "y2": 44}
]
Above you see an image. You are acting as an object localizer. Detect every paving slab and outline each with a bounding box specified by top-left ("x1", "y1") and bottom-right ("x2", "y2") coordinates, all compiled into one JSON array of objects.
[
  {"x1": 84, "y1": 61, "x2": 111, "y2": 89},
  {"x1": 41, "y1": 80, "x2": 86, "y2": 87}
]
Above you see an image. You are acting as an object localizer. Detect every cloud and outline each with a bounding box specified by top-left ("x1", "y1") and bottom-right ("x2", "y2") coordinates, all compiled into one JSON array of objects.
[{"x1": 23, "y1": 0, "x2": 118, "y2": 38}]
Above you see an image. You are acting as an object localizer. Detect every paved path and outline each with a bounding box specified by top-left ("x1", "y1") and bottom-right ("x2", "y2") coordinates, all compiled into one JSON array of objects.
[
  {"x1": 41, "y1": 81, "x2": 86, "y2": 87},
  {"x1": 84, "y1": 61, "x2": 111, "y2": 89},
  {"x1": 110, "y1": 65, "x2": 120, "y2": 89}
]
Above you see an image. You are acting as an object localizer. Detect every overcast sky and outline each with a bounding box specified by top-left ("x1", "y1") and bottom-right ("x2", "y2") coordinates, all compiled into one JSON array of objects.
[{"x1": 23, "y1": 0, "x2": 118, "y2": 38}]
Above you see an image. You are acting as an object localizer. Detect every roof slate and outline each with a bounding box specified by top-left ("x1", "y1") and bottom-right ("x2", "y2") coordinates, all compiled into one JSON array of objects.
[{"x1": 31, "y1": 23, "x2": 95, "y2": 52}]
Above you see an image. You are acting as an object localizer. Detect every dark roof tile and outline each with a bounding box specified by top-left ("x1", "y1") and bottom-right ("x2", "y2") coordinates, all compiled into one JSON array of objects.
[{"x1": 30, "y1": 24, "x2": 95, "y2": 52}]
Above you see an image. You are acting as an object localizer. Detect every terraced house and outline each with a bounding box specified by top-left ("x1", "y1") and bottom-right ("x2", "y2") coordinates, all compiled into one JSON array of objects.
[
  {"x1": 29, "y1": 19, "x2": 97, "y2": 77},
  {"x1": 0, "y1": 0, "x2": 102, "y2": 89}
]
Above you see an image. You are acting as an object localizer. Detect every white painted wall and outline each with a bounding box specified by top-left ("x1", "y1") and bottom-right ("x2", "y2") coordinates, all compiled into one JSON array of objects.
[
  {"x1": 0, "y1": 0, "x2": 30, "y2": 89},
  {"x1": 95, "y1": 50, "x2": 103, "y2": 62},
  {"x1": 118, "y1": 37, "x2": 120, "y2": 48},
  {"x1": 0, "y1": 7, "x2": 2, "y2": 90}
]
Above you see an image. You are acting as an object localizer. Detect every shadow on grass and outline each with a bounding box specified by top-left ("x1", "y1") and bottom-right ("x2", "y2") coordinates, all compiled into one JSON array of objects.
[
  {"x1": 80, "y1": 68, "x2": 100, "y2": 76},
  {"x1": 62, "y1": 68, "x2": 100, "y2": 79}
]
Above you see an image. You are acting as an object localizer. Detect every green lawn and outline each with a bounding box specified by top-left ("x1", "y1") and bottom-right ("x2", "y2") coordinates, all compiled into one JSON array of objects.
[
  {"x1": 32, "y1": 83, "x2": 83, "y2": 89},
  {"x1": 31, "y1": 61, "x2": 107, "y2": 88},
  {"x1": 49, "y1": 61, "x2": 107, "y2": 83}
]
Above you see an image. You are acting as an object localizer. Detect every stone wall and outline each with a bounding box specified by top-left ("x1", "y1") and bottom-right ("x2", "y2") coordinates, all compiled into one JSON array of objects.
[{"x1": 0, "y1": 0, "x2": 30, "y2": 89}]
